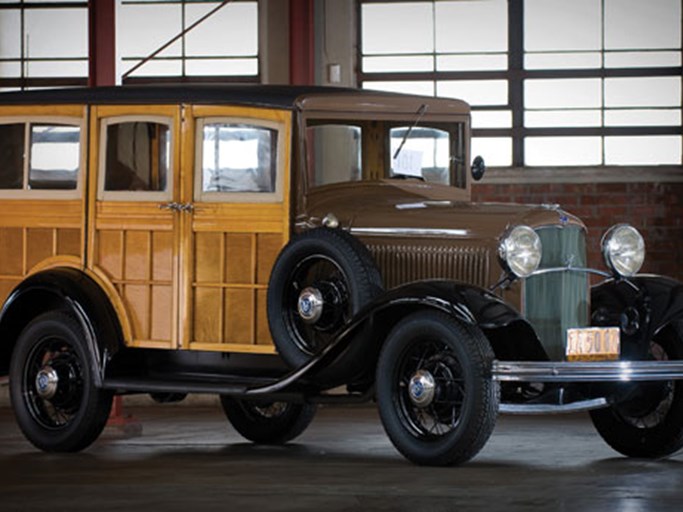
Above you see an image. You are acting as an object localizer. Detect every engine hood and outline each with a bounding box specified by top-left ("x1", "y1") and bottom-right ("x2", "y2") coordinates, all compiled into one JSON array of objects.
[{"x1": 302, "y1": 181, "x2": 584, "y2": 242}]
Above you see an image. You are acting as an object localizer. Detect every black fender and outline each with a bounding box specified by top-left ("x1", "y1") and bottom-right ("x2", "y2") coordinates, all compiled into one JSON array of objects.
[
  {"x1": 296, "y1": 279, "x2": 546, "y2": 389},
  {"x1": 0, "y1": 268, "x2": 123, "y2": 384},
  {"x1": 591, "y1": 275, "x2": 683, "y2": 360}
]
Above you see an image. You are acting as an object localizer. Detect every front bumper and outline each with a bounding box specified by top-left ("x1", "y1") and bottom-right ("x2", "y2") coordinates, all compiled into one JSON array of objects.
[{"x1": 493, "y1": 360, "x2": 683, "y2": 383}]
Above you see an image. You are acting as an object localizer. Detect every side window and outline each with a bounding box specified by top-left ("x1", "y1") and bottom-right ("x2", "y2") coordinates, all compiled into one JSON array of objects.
[
  {"x1": 389, "y1": 126, "x2": 451, "y2": 185},
  {"x1": 0, "y1": 121, "x2": 80, "y2": 192},
  {"x1": 104, "y1": 121, "x2": 170, "y2": 192},
  {"x1": 195, "y1": 118, "x2": 283, "y2": 203},
  {"x1": 0, "y1": 124, "x2": 24, "y2": 189},
  {"x1": 306, "y1": 124, "x2": 361, "y2": 187},
  {"x1": 201, "y1": 123, "x2": 276, "y2": 193},
  {"x1": 29, "y1": 125, "x2": 80, "y2": 190}
]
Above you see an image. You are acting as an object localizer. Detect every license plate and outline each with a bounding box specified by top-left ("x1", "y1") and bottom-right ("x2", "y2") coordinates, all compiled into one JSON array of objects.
[{"x1": 566, "y1": 327, "x2": 620, "y2": 361}]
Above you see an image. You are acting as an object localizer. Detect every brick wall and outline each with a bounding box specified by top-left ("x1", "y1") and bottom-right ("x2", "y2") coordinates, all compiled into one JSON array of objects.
[{"x1": 472, "y1": 180, "x2": 683, "y2": 281}]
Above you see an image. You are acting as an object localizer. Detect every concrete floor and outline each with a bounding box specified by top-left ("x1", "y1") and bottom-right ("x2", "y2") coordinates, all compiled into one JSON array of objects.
[{"x1": 1, "y1": 399, "x2": 683, "y2": 512}]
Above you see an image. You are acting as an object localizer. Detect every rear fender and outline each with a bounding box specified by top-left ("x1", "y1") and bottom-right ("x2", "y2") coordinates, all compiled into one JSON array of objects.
[{"x1": 0, "y1": 268, "x2": 123, "y2": 383}]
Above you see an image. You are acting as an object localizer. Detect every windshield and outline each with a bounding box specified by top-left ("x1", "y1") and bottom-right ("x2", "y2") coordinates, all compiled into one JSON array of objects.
[{"x1": 305, "y1": 119, "x2": 465, "y2": 189}]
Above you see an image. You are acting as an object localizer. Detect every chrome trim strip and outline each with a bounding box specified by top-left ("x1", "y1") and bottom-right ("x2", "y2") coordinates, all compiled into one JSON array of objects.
[
  {"x1": 527, "y1": 266, "x2": 612, "y2": 279},
  {"x1": 350, "y1": 227, "x2": 469, "y2": 238},
  {"x1": 493, "y1": 360, "x2": 683, "y2": 383},
  {"x1": 499, "y1": 397, "x2": 608, "y2": 415}
]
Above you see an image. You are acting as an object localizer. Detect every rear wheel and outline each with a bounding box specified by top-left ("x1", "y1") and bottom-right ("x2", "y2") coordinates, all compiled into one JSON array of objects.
[
  {"x1": 590, "y1": 323, "x2": 683, "y2": 458},
  {"x1": 9, "y1": 311, "x2": 113, "y2": 452},
  {"x1": 376, "y1": 311, "x2": 499, "y2": 466},
  {"x1": 220, "y1": 396, "x2": 317, "y2": 444}
]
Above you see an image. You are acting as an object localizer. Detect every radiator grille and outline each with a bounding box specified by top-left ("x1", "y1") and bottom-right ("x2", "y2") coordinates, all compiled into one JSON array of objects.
[
  {"x1": 368, "y1": 244, "x2": 490, "y2": 289},
  {"x1": 524, "y1": 226, "x2": 589, "y2": 360}
]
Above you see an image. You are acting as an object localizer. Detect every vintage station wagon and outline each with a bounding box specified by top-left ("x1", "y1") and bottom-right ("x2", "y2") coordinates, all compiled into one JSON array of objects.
[{"x1": 0, "y1": 85, "x2": 682, "y2": 466}]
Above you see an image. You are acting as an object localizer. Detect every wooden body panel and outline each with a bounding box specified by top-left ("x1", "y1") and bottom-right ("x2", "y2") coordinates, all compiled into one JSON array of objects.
[
  {"x1": 1, "y1": 100, "x2": 293, "y2": 356},
  {"x1": 88, "y1": 105, "x2": 181, "y2": 349},
  {"x1": 182, "y1": 106, "x2": 292, "y2": 353},
  {"x1": 0, "y1": 104, "x2": 87, "y2": 306}
]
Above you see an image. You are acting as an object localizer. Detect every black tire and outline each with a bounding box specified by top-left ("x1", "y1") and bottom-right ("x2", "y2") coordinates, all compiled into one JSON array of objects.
[
  {"x1": 220, "y1": 396, "x2": 317, "y2": 444},
  {"x1": 9, "y1": 311, "x2": 113, "y2": 452},
  {"x1": 590, "y1": 322, "x2": 683, "y2": 458},
  {"x1": 376, "y1": 311, "x2": 499, "y2": 466},
  {"x1": 267, "y1": 228, "x2": 383, "y2": 382}
]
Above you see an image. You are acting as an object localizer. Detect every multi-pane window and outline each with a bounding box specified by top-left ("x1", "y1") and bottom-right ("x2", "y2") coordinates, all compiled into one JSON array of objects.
[
  {"x1": 359, "y1": 0, "x2": 683, "y2": 167},
  {"x1": 120, "y1": 0, "x2": 259, "y2": 83},
  {"x1": 0, "y1": 1, "x2": 88, "y2": 91}
]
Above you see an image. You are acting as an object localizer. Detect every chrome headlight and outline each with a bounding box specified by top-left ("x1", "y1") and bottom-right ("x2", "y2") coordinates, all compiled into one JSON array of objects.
[
  {"x1": 602, "y1": 224, "x2": 645, "y2": 277},
  {"x1": 499, "y1": 225, "x2": 542, "y2": 278}
]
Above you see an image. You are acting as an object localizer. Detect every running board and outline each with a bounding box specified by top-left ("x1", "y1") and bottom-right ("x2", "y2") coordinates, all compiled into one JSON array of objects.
[
  {"x1": 101, "y1": 376, "x2": 302, "y2": 398},
  {"x1": 493, "y1": 360, "x2": 683, "y2": 383}
]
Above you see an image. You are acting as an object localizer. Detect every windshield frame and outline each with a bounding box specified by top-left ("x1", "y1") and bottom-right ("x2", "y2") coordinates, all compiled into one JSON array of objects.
[{"x1": 300, "y1": 110, "x2": 471, "y2": 196}]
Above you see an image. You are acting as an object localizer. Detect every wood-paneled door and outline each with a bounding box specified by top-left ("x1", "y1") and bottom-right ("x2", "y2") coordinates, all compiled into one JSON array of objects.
[
  {"x1": 180, "y1": 105, "x2": 292, "y2": 354},
  {"x1": 88, "y1": 105, "x2": 181, "y2": 349}
]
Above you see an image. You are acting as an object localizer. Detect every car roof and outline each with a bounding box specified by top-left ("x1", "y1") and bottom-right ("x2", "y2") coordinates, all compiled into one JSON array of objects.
[{"x1": 0, "y1": 84, "x2": 470, "y2": 115}]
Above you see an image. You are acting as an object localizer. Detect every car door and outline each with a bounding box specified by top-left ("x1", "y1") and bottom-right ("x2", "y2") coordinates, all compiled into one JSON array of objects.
[
  {"x1": 179, "y1": 104, "x2": 292, "y2": 353},
  {"x1": 88, "y1": 105, "x2": 181, "y2": 349}
]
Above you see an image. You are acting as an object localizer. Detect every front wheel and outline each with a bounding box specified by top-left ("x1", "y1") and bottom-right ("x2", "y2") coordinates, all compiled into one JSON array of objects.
[
  {"x1": 376, "y1": 311, "x2": 499, "y2": 466},
  {"x1": 9, "y1": 311, "x2": 113, "y2": 452},
  {"x1": 220, "y1": 396, "x2": 317, "y2": 444},
  {"x1": 590, "y1": 323, "x2": 683, "y2": 458}
]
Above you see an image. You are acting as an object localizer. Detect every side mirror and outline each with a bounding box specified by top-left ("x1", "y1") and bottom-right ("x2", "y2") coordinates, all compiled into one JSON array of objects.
[{"x1": 471, "y1": 156, "x2": 486, "y2": 181}]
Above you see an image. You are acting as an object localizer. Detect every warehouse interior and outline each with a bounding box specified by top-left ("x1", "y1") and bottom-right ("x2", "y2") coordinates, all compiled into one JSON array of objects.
[{"x1": 1, "y1": 1, "x2": 682, "y2": 510}]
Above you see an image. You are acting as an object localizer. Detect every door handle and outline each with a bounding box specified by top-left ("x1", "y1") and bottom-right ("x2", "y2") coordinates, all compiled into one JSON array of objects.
[
  {"x1": 158, "y1": 202, "x2": 194, "y2": 213},
  {"x1": 159, "y1": 202, "x2": 181, "y2": 211}
]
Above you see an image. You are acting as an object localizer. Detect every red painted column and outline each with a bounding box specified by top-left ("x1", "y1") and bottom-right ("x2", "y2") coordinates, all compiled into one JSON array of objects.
[
  {"x1": 289, "y1": 0, "x2": 315, "y2": 85},
  {"x1": 88, "y1": 0, "x2": 140, "y2": 436},
  {"x1": 88, "y1": 0, "x2": 116, "y2": 87}
]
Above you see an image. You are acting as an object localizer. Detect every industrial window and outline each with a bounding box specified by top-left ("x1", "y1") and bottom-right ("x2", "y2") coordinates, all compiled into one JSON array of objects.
[
  {"x1": 119, "y1": 0, "x2": 259, "y2": 83},
  {"x1": 359, "y1": 0, "x2": 683, "y2": 167},
  {"x1": 0, "y1": 1, "x2": 88, "y2": 91}
]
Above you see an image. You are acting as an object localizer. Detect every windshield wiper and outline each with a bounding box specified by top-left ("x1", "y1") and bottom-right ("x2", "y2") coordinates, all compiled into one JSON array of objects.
[{"x1": 392, "y1": 103, "x2": 429, "y2": 161}]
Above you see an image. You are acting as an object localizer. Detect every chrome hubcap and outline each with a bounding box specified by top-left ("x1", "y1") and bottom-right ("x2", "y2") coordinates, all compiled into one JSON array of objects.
[
  {"x1": 408, "y1": 370, "x2": 436, "y2": 408},
  {"x1": 35, "y1": 366, "x2": 59, "y2": 399},
  {"x1": 297, "y1": 287, "x2": 324, "y2": 324}
]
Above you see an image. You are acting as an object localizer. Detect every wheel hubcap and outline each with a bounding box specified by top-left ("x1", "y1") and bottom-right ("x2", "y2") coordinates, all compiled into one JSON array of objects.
[
  {"x1": 35, "y1": 366, "x2": 59, "y2": 399},
  {"x1": 297, "y1": 287, "x2": 324, "y2": 324},
  {"x1": 408, "y1": 370, "x2": 436, "y2": 408}
]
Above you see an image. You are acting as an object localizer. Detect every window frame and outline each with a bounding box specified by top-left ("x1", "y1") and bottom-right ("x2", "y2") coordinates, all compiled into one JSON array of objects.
[
  {"x1": 357, "y1": 0, "x2": 683, "y2": 168},
  {"x1": 97, "y1": 115, "x2": 174, "y2": 202},
  {"x1": 193, "y1": 116, "x2": 285, "y2": 204},
  {"x1": 0, "y1": 115, "x2": 84, "y2": 200}
]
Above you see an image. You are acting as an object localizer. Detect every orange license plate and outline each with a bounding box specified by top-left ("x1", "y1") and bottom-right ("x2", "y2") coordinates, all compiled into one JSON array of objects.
[{"x1": 566, "y1": 327, "x2": 620, "y2": 361}]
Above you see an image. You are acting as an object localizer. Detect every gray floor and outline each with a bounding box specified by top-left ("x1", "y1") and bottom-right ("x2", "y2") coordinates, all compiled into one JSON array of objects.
[{"x1": 1, "y1": 400, "x2": 683, "y2": 512}]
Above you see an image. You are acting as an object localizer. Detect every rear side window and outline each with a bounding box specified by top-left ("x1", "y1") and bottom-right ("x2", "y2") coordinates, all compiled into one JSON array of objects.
[
  {"x1": 0, "y1": 124, "x2": 24, "y2": 189},
  {"x1": 0, "y1": 121, "x2": 80, "y2": 191},
  {"x1": 104, "y1": 121, "x2": 170, "y2": 192}
]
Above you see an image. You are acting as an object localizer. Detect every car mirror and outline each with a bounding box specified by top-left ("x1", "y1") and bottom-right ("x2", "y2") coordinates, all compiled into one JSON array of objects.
[{"x1": 471, "y1": 156, "x2": 486, "y2": 181}]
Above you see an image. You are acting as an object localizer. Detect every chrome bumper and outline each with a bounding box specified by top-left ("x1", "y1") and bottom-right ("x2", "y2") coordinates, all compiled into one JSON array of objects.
[{"x1": 493, "y1": 360, "x2": 683, "y2": 383}]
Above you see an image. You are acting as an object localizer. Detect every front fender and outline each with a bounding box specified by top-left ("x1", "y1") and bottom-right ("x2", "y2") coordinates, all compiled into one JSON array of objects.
[
  {"x1": 304, "y1": 280, "x2": 545, "y2": 387},
  {"x1": 592, "y1": 275, "x2": 683, "y2": 359}
]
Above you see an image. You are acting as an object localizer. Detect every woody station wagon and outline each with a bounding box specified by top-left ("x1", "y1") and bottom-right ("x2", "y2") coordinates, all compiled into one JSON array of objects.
[{"x1": 0, "y1": 85, "x2": 682, "y2": 466}]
